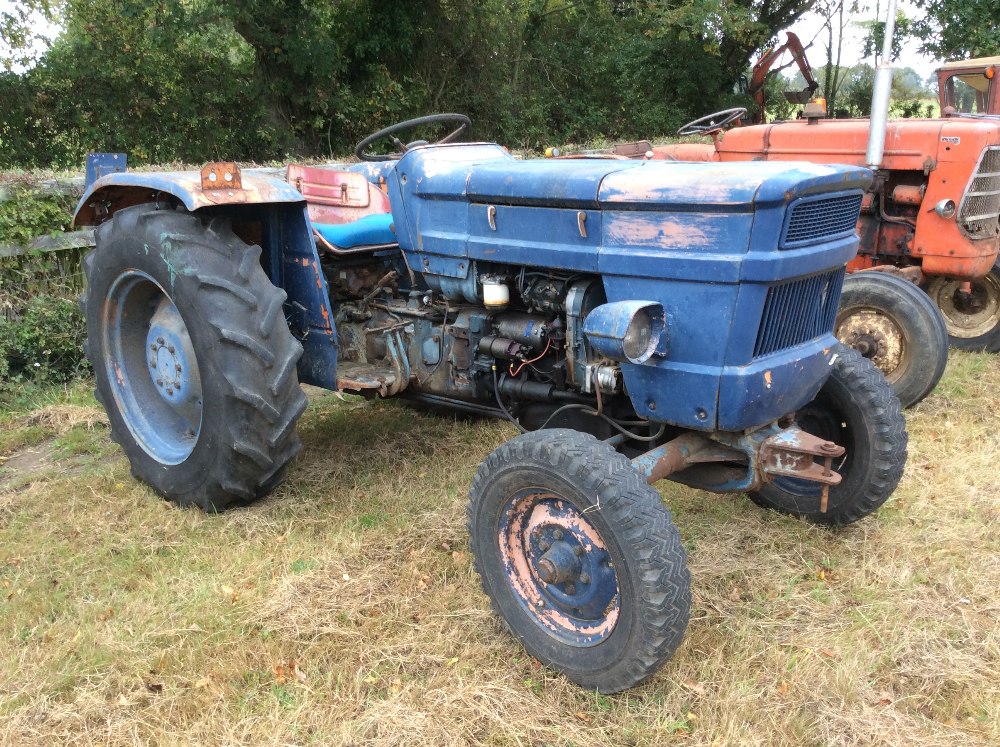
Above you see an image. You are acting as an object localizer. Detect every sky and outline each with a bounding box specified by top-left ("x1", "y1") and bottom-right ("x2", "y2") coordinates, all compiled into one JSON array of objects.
[{"x1": 786, "y1": 1, "x2": 939, "y2": 80}]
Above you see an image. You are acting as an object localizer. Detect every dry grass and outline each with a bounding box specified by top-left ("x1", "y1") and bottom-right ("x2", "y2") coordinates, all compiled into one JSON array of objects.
[{"x1": 1, "y1": 353, "x2": 998, "y2": 746}]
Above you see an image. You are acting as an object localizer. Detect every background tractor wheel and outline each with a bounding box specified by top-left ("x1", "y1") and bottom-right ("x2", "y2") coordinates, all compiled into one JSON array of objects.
[
  {"x1": 468, "y1": 429, "x2": 690, "y2": 693},
  {"x1": 835, "y1": 271, "x2": 948, "y2": 408},
  {"x1": 750, "y1": 344, "x2": 907, "y2": 526},
  {"x1": 81, "y1": 204, "x2": 307, "y2": 511},
  {"x1": 923, "y1": 258, "x2": 1000, "y2": 353}
]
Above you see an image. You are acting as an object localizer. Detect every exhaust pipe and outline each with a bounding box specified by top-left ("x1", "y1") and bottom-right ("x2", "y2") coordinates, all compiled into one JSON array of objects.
[{"x1": 866, "y1": 0, "x2": 898, "y2": 169}]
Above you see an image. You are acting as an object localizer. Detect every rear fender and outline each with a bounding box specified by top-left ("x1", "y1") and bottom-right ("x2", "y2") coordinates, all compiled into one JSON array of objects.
[
  {"x1": 74, "y1": 167, "x2": 339, "y2": 390},
  {"x1": 72, "y1": 166, "x2": 306, "y2": 227}
]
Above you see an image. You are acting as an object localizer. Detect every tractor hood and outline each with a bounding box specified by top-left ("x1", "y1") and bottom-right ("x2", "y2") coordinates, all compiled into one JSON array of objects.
[
  {"x1": 396, "y1": 143, "x2": 869, "y2": 208},
  {"x1": 712, "y1": 117, "x2": 1000, "y2": 170}
]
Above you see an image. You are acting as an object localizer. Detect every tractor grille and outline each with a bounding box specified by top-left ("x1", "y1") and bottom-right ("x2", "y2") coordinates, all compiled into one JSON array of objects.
[
  {"x1": 782, "y1": 193, "x2": 863, "y2": 247},
  {"x1": 754, "y1": 268, "x2": 845, "y2": 357},
  {"x1": 959, "y1": 146, "x2": 1000, "y2": 238}
]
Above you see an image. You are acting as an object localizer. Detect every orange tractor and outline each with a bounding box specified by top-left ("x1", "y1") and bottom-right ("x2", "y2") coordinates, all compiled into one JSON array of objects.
[{"x1": 627, "y1": 41, "x2": 1000, "y2": 408}]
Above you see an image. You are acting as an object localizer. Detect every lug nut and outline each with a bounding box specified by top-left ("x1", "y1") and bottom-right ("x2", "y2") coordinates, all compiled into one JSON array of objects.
[
  {"x1": 572, "y1": 545, "x2": 584, "y2": 556},
  {"x1": 150, "y1": 343, "x2": 157, "y2": 351},
  {"x1": 156, "y1": 378, "x2": 163, "y2": 386},
  {"x1": 564, "y1": 583, "x2": 576, "y2": 595},
  {"x1": 175, "y1": 364, "x2": 182, "y2": 372},
  {"x1": 552, "y1": 529, "x2": 564, "y2": 540},
  {"x1": 156, "y1": 336, "x2": 164, "y2": 345},
  {"x1": 166, "y1": 388, "x2": 173, "y2": 396},
  {"x1": 539, "y1": 540, "x2": 551, "y2": 552},
  {"x1": 167, "y1": 344, "x2": 175, "y2": 354},
  {"x1": 150, "y1": 359, "x2": 157, "y2": 369},
  {"x1": 579, "y1": 573, "x2": 590, "y2": 584}
]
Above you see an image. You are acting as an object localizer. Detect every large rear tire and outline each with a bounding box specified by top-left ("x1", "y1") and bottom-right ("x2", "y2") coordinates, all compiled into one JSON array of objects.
[
  {"x1": 923, "y1": 258, "x2": 1000, "y2": 352},
  {"x1": 468, "y1": 429, "x2": 690, "y2": 693},
  {"x1": 835, "y1": 271, "x2": 948, "y2": 408},
  {"x1": 80, "y1": 204, "x2": 307, "y2": 511},
  {"x1": 749, "y1": 345, "x2": 907, "y2": 525}
]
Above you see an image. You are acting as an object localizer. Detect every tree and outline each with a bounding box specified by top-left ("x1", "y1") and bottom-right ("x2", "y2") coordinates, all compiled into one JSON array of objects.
[
  {"x1": 0, "y1": 0, "x2": 58, "y2": 71},
  {"x1": 912, "y1": 0, "x2": 1000, "y2": 59}
]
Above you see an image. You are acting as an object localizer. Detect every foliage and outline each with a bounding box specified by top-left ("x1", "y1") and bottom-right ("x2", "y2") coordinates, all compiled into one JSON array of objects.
[
  {"x1": 0, "y1": 0, "x2": 816, "y2": 168},
  {"x1": 913, "y1": 0, "x2": 1000, "y2": 59},
  {"x1": 0, "y1": 0, "x2": 58, "y2": 71},
  {"x1": 0, "y1": 294, "x2": 89, "y2": 389},
  {"x1": 0, "y1": 186, "x2": 75, "y2": 246}
]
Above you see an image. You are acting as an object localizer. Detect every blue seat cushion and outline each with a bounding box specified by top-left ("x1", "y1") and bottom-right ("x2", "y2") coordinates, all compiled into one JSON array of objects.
[{"x1": 313, "y1": 213, "x2": 396, "y2": 249}]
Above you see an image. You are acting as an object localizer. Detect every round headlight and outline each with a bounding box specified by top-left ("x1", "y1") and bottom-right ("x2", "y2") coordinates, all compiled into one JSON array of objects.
[
  {"x1": 934, "y1": 199, "x2": 957, "y2": 219},
  {"x1": 622, "y1": 309, "x2": 655, "y2": 363}
]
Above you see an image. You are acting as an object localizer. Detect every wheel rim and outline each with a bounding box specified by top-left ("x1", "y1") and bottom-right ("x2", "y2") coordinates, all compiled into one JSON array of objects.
[
  {"x1": 103, "y1": 271, "x2": 203, "y2": 465},
  {"x1": 926, "y1": 275, "x2": 1000, "y2": 339},
  {"x1": 498, "y1": 488, "x2": 620, "y2": 647},
  {"x1": 835, "y1": 308, "x2": 907, "y2": 384}
]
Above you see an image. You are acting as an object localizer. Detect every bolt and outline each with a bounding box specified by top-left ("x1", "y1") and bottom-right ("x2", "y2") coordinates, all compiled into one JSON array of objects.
[
  {"x1": 175, "y1": 364, "x2": 182, "y2": 372},
  {"x1": 579, "y1": 573, "x2": 590, "y2": 584},
  {"x1": 821, "y1": 442, "x2": 839, "y2": 454},
  {"x1": 150, "y1": 343, "x2": 157, "y2": 352},
  {"x1": 156, "y1": 378, "x2": 163, "y2": 386},
  {"x1": 552, "y1": 529, "x2": 564, "y2": 541},
  {"x1": 150, "y1": 359, "x2": 157, "y2": 369},
  {"x1": 167, "y1": 344, "x2": 175, "y2": 354},
  {"x1": 564, "y1": 583, "x2": 576, "y2": 595},
  {"x1": 539, "y1": 540, "x2": 551, "y2": 552},
  {"x1": 166, "y1": 388, "x2": 173, "y2": 396},
  {"x1": 156, "y1": 336, "x2": 164, "y2": 345},
  {"x1": 572, "y1": 545, "x2": 584, "y2": 557},
  {"x1": 174, "y1": 380, "x2": 181, "y2": 390}
]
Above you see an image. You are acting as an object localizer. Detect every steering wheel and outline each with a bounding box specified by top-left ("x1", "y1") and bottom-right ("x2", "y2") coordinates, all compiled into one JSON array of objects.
[
  {"x1": 677, "y1": 107, "x2": 747, "y2": 137},
  {"x1": 355, "y1": 113, "x2": 472, "y2": 162}
]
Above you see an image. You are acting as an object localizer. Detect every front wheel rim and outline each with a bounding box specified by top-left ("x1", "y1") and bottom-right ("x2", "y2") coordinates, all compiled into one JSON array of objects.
[
  {"x1": 498, "y1": 488, "x2": 620, "y2": 647},
  {"x1": 104, "y1": 271, "x2": 204, "y2": 465}
]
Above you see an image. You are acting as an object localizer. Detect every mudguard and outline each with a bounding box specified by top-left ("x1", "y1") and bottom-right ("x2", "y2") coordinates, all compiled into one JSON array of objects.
[{"x1": 72, "y1": 168, "x2": 305, "y2": 227}]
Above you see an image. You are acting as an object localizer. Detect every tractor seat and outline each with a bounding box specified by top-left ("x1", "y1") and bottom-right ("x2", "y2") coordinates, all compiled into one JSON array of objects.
[{"x1": 313, "y1": 213, "x2": 396, "y2": 249}]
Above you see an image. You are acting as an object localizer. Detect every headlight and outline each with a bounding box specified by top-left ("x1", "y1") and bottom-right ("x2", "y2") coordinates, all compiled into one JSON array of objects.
[
  {"x1": 934, "y1": 199, "x2": 956, "y2": 219},
  {"x1": 583, "y1": 301, "x2": 667, "y2": 364}
]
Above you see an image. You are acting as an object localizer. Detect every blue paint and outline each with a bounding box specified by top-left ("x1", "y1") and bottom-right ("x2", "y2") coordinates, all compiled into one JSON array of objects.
[
  {"x1": 104, "y1": 271, "x2": 203, "y2": 465},
  {"x1": 85, "y1": 153, "x2": 127, "y2": 190}
]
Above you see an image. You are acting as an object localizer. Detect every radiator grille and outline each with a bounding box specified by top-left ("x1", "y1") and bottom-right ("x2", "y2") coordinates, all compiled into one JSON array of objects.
[
  {"x1": 782, "y1": 193, "x2": 863, "y2": 247},
  {"x1": 754, "y1": 268, "x2": 845, "y2": 357},
  {"x1": 959, "y1": 147, "x2": 1000, "y2": 238}
]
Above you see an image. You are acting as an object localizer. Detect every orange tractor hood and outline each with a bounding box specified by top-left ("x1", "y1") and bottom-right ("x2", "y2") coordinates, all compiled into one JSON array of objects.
[{"x1": 710, "y1": 117, "x2": 1000, "y2": 169}]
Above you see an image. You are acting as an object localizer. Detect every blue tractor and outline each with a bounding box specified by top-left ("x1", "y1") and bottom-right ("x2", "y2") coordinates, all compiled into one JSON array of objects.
[{"x1": 74, "y1": 115, "x2": 906, "y2": 692}]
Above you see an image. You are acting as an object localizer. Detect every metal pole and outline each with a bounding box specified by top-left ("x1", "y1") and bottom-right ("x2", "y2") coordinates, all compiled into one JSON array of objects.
[{"x1": 866, "y1": 0, "x2": 898, "y2": 169}]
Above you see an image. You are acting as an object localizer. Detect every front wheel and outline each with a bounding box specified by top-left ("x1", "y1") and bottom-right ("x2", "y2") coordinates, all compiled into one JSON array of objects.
[
  {"x1": 835, "y1": 271, "x2": 948, "y2": 408},
  {"x1": 750, "y1": 345, "x2": 907, "y2": 525},
  {"x1": 923, "y1": 259, "x2": 1000, "y2": 352},
  {"x1": 468, "y1": 429, "x2": 690, "y2": 693},
  {"x1": 81, "y1": 204, "x2": 308, "y2": 511}
]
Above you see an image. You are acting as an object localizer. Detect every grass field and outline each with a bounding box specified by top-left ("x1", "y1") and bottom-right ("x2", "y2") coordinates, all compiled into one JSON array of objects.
[{"x1": 1, "y1": 352, "x2": 998, "y2": 746}]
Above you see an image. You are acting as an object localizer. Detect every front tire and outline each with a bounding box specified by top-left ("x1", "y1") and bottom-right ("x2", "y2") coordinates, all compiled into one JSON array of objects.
[
  {"x1": 468, "y1": 429, "x2": 691, "y2": 692},
  {"x1": 750, "y1": 344, "x2": 907, "y2": 525},
  {"x1": 923, "y1": 258, "x2": 1000, "y2": 352},
  {"x1": 81, "y1": 204, "x2": 307, "y2": 511},
  {"x1": 835, "y1": 271, "x2": 948, "y2": 408}
]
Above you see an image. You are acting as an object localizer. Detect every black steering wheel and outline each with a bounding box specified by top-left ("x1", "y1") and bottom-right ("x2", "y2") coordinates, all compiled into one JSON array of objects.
[
  {"x1": 355, "y1": 113, "x2": 472, "y2": 162},
  {"x1": 677, "y1": 107, "x2": 747, "y2": 137}
]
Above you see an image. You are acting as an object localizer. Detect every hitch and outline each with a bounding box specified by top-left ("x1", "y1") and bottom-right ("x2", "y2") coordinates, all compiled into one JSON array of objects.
[
  {"x1": 759, "y1": 427, "x2": 844, "y2": 512},
  {"x1": 630, "y1": 425, "x2": 845, "y2": 513}
]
